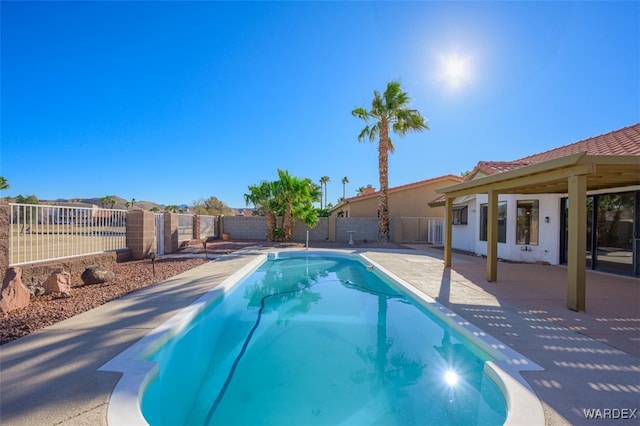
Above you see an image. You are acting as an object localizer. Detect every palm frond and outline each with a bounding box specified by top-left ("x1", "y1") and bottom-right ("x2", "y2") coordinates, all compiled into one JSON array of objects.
[
  {"x1": 351, "y1": 107, "x2": 369, "y2": 120},
  {"x1": 368, "y1": 122, "x2": 381, "y2": 142},
  {"x1": 357, "y1": 125, "x2": 372, "y2": 142}
]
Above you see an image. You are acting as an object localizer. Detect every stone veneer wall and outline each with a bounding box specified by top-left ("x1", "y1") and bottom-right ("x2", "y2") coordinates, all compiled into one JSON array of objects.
[{"x1": 16, "y1": 250, "x2": 131, "y2": 288}]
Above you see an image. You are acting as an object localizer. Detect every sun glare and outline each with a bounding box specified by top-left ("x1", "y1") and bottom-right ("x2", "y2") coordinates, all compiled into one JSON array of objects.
[
  {"x1": 444, "y1": 369, "x2": 459, "y2": 386},
  {"x1": 438, "y1": 51, "x2": 472, "y2": 90}
]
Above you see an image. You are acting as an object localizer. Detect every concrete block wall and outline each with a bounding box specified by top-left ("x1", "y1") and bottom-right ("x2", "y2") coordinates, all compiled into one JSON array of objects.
[
  {"x1": 222, "y1": 216, "x2": 332, "y2": 241},
  {"x1": 126, "y1": 210, "x2": 155, "y2": 260},
  {"x1": 221, "y1": 216, "x2": 268, "y2": 240},
  {"x1": 336, "y1": 217, "x2": 380, "y2": 243},
  {"x1": 164, "y1": 213, "x2": 179, "y2": 254},
  {"x1": 291, "y1": 218, "x2": 329, "y2": 241},
  {"x1": 221, "y1": 216, "x2": 383, "y2": 243}
]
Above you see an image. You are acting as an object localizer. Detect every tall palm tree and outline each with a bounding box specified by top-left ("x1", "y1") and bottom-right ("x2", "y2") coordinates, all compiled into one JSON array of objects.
[
  {"x1": 319, "y1": 176, "x2": 330, "y2": 209},
  {"x1": 341, "y1": 176, "x2": 349, "y2": 199},
  {"x1": 352, "y1": 81, "x2": 429, "y2": 242},
  {"x1": 0, "y1": 176, "x2": 9, "y2": 190}
]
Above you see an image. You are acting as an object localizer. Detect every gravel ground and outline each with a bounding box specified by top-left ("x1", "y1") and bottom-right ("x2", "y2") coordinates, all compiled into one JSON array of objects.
[{"x1": 0, "y1": 239, "x2": 410, "y2": 345}]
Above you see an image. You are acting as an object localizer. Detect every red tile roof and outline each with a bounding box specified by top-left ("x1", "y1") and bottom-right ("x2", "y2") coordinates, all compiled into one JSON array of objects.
[
  {"x1": 432, "y1": 123, "x2": 640, "y2": 204},
  {"x1": 465, "y1": 123, "x2": 640, "y2": 181},
  {"x1": 342, "y1": 174, "x2": 463, "y2": 203},
  {"x1": 466, "y1": 160, "x2": 535, "y2": 179},
  {"x1": 518, "y1": 123, "x2": 640, "y2": 162},
  {"x1": 332, "y1": 174, "x2": 464, "y2": 211}
]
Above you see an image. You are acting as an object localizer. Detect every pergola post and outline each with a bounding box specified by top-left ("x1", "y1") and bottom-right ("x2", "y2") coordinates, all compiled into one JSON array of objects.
[
  {"x1": 487, "y1": 189, "x2": 498, "y2": 282},
  {"x1": 444, "y1": 197, "x2": 453, "y2": 267},
  {"x1": 567, "y1": 174, "x2": 587, "y2": 311}
]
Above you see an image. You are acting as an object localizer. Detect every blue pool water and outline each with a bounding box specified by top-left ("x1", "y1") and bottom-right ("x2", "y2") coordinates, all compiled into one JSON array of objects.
[{"x1": 141, "y1": 253, "x2": 507, "y2": 425}]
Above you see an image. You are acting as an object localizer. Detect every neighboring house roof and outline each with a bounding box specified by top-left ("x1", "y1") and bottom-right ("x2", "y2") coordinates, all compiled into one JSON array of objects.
[
  {"x1": 331, "y1": 174, "x2": 464, "y2": 212},
  {"x1": 429, "y1": 122, "x2": 640, "y2": 206}
]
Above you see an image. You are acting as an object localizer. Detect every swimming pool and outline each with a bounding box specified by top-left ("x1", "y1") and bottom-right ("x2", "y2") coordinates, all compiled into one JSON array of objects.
[{"x1": 102, "y1": 250, "x2": 544, "y2": 425}]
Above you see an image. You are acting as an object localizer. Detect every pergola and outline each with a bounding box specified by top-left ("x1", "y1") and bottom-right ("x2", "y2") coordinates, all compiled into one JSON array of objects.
[{"x1": 437, "y1": 152, "x2": 640, "y2": 311}]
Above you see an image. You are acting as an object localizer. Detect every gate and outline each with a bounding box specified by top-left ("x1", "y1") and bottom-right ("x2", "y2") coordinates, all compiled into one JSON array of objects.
[
  {"x1": 155, "y1": 213, "x2": 165, "y2": 255},
  {"x1": 396, "y1": 217, "x2": 444, "y2": 246}
]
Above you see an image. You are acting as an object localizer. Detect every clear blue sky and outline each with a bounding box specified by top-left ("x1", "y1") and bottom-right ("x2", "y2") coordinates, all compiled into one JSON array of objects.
[{"x1": 2, "y1": 0, "x2": 638, "y2": 208}]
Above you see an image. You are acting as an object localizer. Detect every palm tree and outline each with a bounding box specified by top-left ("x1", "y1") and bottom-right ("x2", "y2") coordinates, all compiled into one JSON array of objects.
[
  {"x1": 319, "y1": 176, "x2": 330, "y2": 209},
  {"x1": 341, "y1": 176, "x2": 349, "y2": 199},
  {"x1": 352, "y1": 81, "x2": 429, "y2": 242},
  {"x1": 278, "y1": 170, "x2": 321, "y2": 240},
  {"x1": 246, "y1": 170, "x2": 321, "y2": 242},
  {"x1": 100, "y1": 195, "x2": 116, "y2": 209},
  {"x1": 0, "y1": 176, "x2": 9, "y2": 190},
  {"x1": 245, "y1": 181, "x2": 278, "y2": 241}
]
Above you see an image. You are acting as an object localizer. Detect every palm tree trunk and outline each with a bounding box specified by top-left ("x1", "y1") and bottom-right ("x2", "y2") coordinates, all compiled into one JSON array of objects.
[
  {"x1": 283, "y1": 202, "x2": 293, "y2": 241},
  {"x1": 378, "y1": 119, "x2": 390, "y2": 242},
  {"x1": 324, "y1": 183, "x2": 328, "y2": 208},
  {"x1": 265, "y1": 209, "x2": 276, "y2": 241}
]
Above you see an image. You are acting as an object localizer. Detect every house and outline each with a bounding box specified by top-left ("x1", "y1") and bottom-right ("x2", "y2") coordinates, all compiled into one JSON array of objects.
[
  {"x1": 330, "y1": 175, "x2": 464, "y2": 243},
  {"x1": 436, "y1": 123, "x2": 640, "y2": 311},
  {"x1": 331, "y1": 174, "x2": 463, "y2": 218}
]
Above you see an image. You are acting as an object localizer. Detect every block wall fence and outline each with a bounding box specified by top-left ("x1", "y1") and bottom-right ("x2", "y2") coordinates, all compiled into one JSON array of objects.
[
  {"x1": 0, "y1": 203, "x2": 407, "y2": 285},
  {"x1": 220, "y1": 216, "x2": 394, "y2": 243}
]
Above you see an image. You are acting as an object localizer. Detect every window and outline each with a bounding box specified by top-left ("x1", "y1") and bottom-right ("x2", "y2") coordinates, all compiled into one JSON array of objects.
[
  {"x1": 516, "y1": 200, "x2": 539, "y2": 245},
  {"x1": 452, "y1": 206, "x2": 468, "y2": 225},
  {"x1": 480, "y1": 201, "x2": 507, "y2": 243}
]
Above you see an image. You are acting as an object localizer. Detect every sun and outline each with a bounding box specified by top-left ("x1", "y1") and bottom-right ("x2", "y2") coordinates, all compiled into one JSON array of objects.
[{"x1": 438, "y1": 51, "x2": 471, "y2": 90}]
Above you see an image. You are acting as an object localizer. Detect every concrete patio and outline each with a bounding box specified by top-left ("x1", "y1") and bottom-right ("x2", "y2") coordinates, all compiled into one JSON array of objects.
[{"x1": 0, "y1": 244, "x2": 638, "y2": 425}]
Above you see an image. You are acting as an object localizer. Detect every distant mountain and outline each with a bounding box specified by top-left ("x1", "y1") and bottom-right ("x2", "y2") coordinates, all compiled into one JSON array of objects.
[{"x1": 43, "y1": 196, "x2": 165, "y2": 211}]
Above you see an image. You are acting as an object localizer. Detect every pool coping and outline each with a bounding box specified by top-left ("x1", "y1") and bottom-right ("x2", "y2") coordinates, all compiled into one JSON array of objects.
[{"x1": 100, "y1": 249, "x2": 545, "y2": 426}]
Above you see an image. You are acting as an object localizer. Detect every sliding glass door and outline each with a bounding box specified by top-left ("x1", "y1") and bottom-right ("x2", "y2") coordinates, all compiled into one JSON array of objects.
[{"x1": 560, "y1": 191, "x2": 638, "y2": 276}]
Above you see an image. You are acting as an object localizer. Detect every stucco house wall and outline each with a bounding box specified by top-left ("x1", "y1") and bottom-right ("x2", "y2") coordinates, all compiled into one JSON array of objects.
[
  {"x1": 333, "y1": 175, "x2": 463, "y2": 218},
  {"x1": 467, "y1": 194, "x2": 561, "y2": 265},
  {"x1": 451, "y1": 199, "x2": 477, "y2": 253}
]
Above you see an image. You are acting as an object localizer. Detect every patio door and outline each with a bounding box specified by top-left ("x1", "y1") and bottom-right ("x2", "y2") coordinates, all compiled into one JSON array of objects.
[{"x1": 560, "y1": 191, "x2": 638, "y2": 276}]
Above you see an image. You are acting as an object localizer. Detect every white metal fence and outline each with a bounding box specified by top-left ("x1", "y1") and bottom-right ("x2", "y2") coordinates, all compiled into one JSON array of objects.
[{"x1": 9, "y1": 203, "x2": 127, "y2": 266}]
